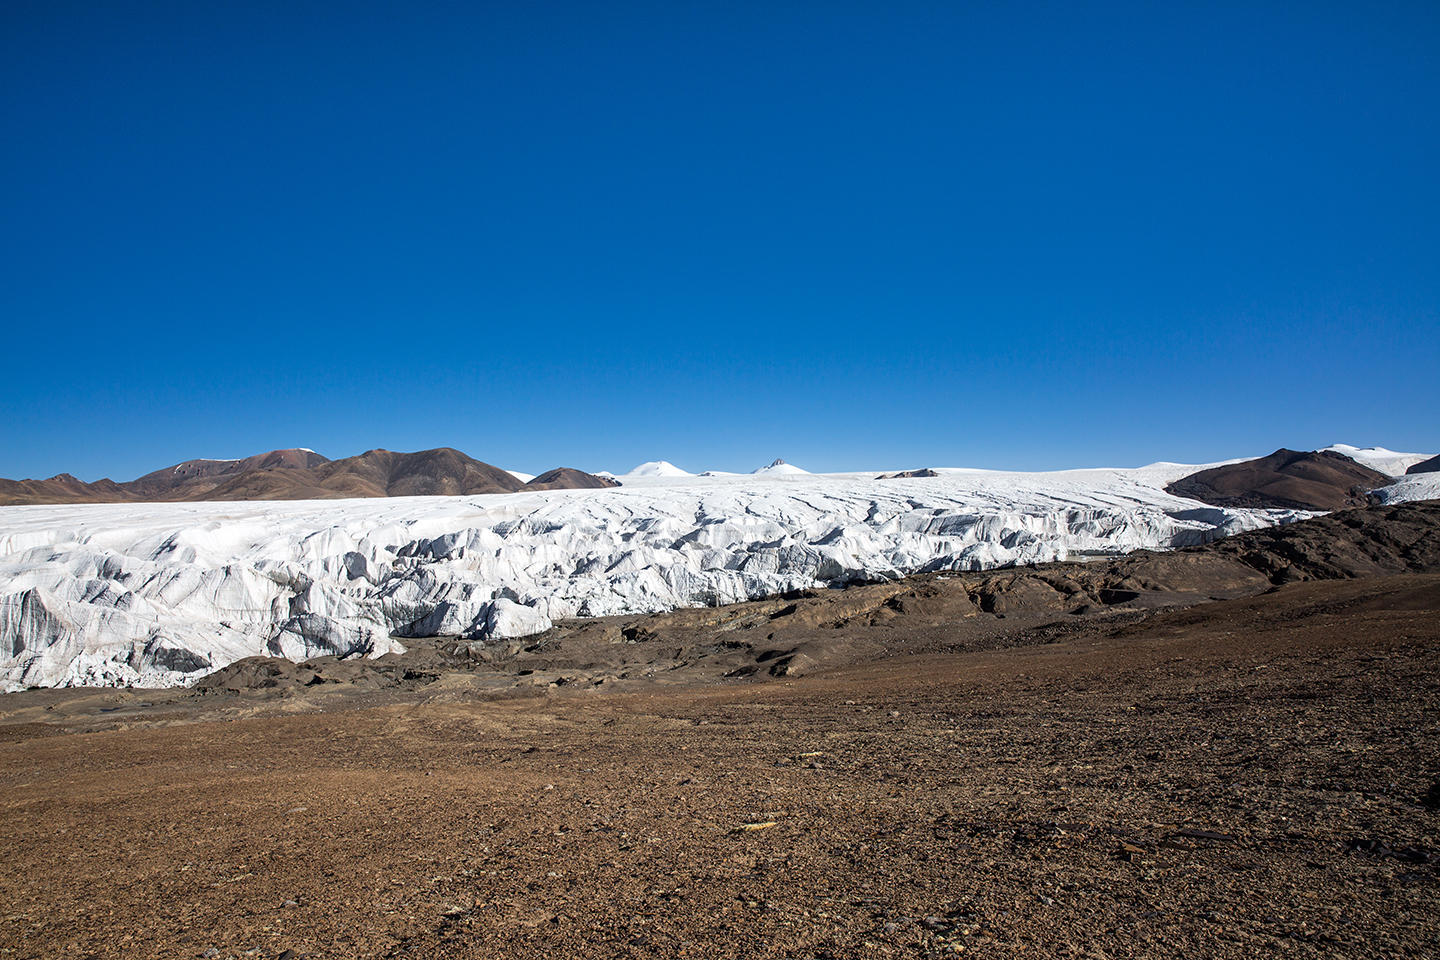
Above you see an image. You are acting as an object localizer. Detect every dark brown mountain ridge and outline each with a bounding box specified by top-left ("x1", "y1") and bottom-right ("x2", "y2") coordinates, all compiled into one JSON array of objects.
[
  {"x1": 1165, "y1": 447, "x2": 1391, "y2": 511},
  {"x1": 0, "y1": 448, "x2": 616, "y2": 505}
]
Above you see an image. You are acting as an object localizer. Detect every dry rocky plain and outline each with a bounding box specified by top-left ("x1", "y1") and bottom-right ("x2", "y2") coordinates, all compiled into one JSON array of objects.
[{"x1": 1, "y1": 502, "x2": 1437, "y2": 959}]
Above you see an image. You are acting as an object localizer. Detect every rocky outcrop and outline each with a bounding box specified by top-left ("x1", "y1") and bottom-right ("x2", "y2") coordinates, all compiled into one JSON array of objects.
[{"x1": 877, "y1": 469, "x2": 940, "y2": 479}]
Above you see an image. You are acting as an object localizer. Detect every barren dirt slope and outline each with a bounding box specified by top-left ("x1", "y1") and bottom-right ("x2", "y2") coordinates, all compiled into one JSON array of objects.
[{"x1": 1, "y1": 570, "x2": 1437, "y2": 959}]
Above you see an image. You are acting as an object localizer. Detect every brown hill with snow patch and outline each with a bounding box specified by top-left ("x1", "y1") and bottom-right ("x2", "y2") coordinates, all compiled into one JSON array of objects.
[
  {"x1": 523, "y1": 468, "x2": 622, "y2": 491},
  {"x1": 1166, "y1": 448, "x2": 1390, "y2": 511},
  {"x1": 126, "y1": 449, "x2": 332, "y2": 499}
]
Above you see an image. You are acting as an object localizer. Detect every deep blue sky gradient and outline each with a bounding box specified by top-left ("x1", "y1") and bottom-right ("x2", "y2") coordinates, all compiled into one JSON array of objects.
[{"x1": 3, "y1": 0, "x2": 1437, "y2": 479}]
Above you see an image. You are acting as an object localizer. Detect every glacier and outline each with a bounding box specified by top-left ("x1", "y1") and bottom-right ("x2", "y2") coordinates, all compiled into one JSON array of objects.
[
  {"x1": 0, "y1": 462, "x2": 1429, "y2": 691},
  {"x1": 1368, "y1": 472, "x2": 1440, "y2": 504}
]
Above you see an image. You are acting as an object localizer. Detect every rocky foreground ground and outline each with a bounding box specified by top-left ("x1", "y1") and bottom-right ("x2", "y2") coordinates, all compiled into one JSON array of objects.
[{"x1": 0, "y1": 503, "x2": 1437, "y2": 959}]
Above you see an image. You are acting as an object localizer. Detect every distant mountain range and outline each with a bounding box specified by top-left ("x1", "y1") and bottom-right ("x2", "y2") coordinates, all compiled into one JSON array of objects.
[
  {"x1": 0, "y1": 448, "x2": 619, "y2": 506},
  {"x1": 3, "y1": 444, "x2": 1432, "y2": 510}
]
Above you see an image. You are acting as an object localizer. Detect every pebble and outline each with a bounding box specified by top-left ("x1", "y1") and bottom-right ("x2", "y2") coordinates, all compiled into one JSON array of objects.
[{"x1": 736, "y1": 821, "x2": 778, "y2": 832}]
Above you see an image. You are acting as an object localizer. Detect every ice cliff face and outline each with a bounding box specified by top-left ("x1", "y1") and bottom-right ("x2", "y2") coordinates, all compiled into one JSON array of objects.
[
  {"x1": 1368, "y1": 473, "x2": 1440, "y2": 504},
  {"x1": 0, "y1": 465, "x2": 1368, "y2": 690}
]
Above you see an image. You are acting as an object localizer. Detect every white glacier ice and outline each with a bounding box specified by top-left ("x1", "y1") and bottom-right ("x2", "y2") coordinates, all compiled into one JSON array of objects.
[
  {"x1": 1368, "y1": 472, "x2": 1440, "y2": 504},
  {"x1": 1, "y1": 462, "x2": 1433, "y2": 691}
]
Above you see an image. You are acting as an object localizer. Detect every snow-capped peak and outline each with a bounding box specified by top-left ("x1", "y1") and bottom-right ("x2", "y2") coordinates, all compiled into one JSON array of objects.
[
  {"x1": 624, "y1": 460, "x2": 693, "y2": 478},
  {"x1": 752, "y1": 458, "x2": 810, "y2": 476}
]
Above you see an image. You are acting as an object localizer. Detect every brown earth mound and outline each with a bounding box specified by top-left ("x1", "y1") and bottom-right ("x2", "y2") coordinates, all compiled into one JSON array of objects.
[
  {"x1": 1406, "y1": 453, "x2": 1440, "y2": 474},
  {"x1": 523, "y1": 468, "x2": 622, "y2": 490},
  {"x1": 1165, "y1": 448, "x2": 1390, "y2": 511}
]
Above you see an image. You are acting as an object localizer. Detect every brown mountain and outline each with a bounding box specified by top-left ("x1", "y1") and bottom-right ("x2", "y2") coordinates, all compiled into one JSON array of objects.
[
  {"x1": 312, "y1": 448, "x2": 525, "y2": 498},
  {"x1": 0, "y1": 447, "x2": 588, "y2": 505},
  {"x1": 126, "y1": 449, "x2": 333, "y2": 500},
  {"x1": 1166, "y1": 448, "x2": 1391, "y2": 511},
  {"x1": 1406, "y1": 454, "x2": 1440, "y2": 475},
  {"x1": 523, "y1": 468, "x2": 622, "y2": 491},
  {"x1": 180, "y1": 448, "x2": 531, "y2": 501},
  {"x1": 0, "y1": 473, "x2": 129, "y2": 506}
]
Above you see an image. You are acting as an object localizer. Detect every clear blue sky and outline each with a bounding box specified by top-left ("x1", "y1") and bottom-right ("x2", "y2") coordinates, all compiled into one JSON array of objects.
[{"x1": 3, "y1": 0, "x2": 1437, "y2": 479}]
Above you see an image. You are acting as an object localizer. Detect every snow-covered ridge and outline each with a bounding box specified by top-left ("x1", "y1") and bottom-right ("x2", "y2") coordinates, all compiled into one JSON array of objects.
[
  {"x1": 1, "y1": 464, "x2": 1431, "y2": 691},
  {"x1": 624, "y1": 460, "x2": 692, "y2": 478},
  {"x1": 1321, "y1": 444, "x2": 1432, "y2": 477}
]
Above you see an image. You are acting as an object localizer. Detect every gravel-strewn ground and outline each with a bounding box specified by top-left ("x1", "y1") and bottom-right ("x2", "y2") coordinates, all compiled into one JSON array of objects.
[{"x1": 1, "y1": 568, "x2": 1437, "y2": 959}]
